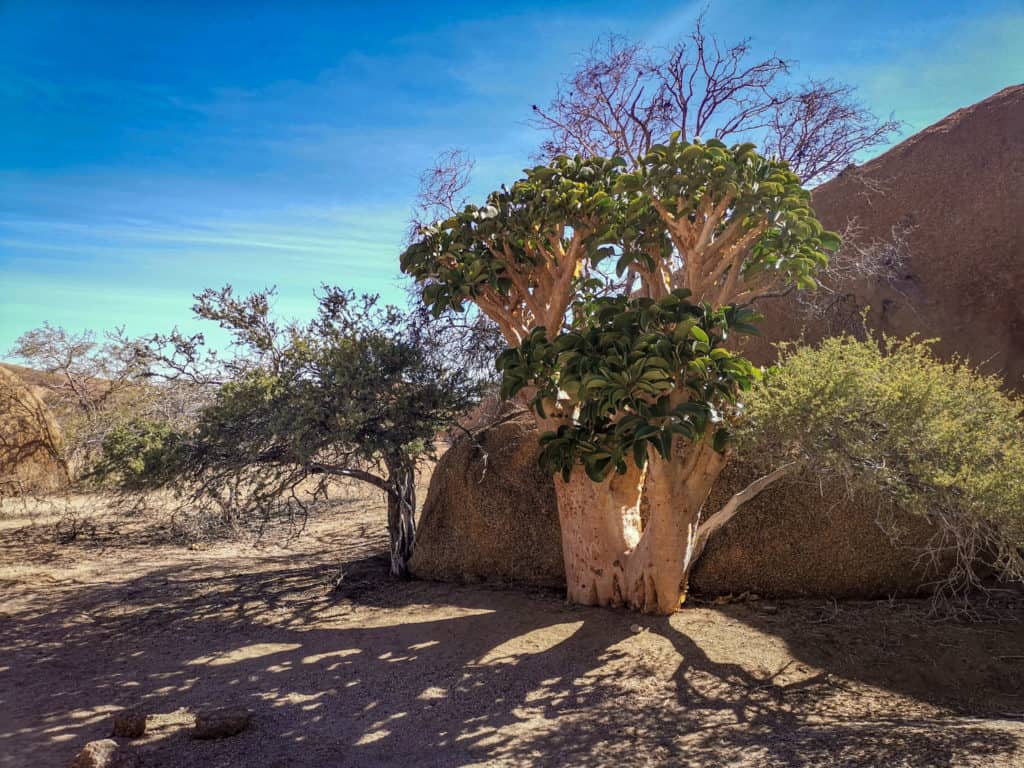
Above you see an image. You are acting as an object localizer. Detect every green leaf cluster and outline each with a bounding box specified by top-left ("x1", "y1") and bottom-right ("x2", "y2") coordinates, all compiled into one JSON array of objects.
[
  {"x1": 96, "y1": 288, "x2": 482, "y2": 504},
  {"x1": 402, "y1": 140, "x2": 838, "y2": 327},
  {"x1": 188, "y1": 290, "x2": 481, "y2": 474},
  {"x1": 400, "y1": 155, "x2": 624, "y2": 318},
  {"x1": 91, "y1": 417, "x2": 186, "y2": 489},
  {"x1": 497, "y1": 290, "x2": 762, "y2": 481},
  {"x1": 617, "y1": 136, "x2": 836, "y2": 289}
]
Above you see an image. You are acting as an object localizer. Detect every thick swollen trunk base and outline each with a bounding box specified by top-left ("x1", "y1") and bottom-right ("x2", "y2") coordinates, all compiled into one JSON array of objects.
[{"x1": 553, "y1": 442, "x2": 726, "y2": 615}]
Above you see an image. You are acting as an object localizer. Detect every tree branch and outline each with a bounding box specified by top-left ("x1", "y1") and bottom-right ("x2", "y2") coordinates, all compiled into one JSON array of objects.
[{"x1": 690, "y1": 461, "x2": 801, "y2": 564}]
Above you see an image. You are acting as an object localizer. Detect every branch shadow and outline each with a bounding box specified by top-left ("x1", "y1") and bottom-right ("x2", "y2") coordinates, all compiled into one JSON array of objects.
[{"x1": 1, "y1": 552, "x2": 1021, "y2": 767}]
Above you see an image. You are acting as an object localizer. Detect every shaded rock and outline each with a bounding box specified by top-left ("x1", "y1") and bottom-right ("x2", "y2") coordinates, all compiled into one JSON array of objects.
[
  {"x1": 412, "y1": 412, "x2": 946, "y2": 599},
  {"x1": 69, "y1": 739, "x2": 140, "y2": 768},
  {"x1": 193, "y1": 707, "x2": 253, "y2": 739},
  {"x1": 691, "y1": 462, "x2": 943, "y2": 598},
  {"x1": 745, "y1": 84, "x2": 1024, "y2": 392},
  {"x1": 0, "y1": 366, "x2": 69, "y2": 495},
  {"x1": 110, "y1": 709, "x2": 146, "y2": 739},
  {"x1": 410, "y1": 407, "x2": 565, "y2": 589}
]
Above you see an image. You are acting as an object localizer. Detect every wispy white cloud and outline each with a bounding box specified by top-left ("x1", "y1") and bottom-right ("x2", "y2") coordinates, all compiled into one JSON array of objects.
[{"x1": 1, "y1": 200, "x2": 411, "y2": 350}]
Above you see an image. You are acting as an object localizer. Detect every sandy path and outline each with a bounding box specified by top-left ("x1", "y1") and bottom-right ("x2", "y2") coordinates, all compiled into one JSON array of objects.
[{"x1": 1, "y1": 493, "x2": 1022, "y2": 767}]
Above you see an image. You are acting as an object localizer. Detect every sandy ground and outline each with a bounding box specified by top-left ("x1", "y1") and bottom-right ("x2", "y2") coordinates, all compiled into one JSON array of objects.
[{"x1": 1, "y1": 487, "x2": 1023, "y2": 768}]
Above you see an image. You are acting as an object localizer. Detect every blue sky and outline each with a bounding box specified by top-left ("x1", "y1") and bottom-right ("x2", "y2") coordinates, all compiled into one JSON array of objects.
[{"x1": 2, "y1": 0, "x2": 1022, "y2": 355}]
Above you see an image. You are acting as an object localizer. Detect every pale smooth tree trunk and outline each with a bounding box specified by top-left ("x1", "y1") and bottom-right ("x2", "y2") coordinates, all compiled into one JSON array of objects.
[
  {"x1": 623, "y1": 438, "x2": 727, "y2": 612},
  {"x1": 385, "y1": 455, "x2": 417, "y2": 578},
  {"x1": 553, "y1": 461, "x2": 644, "y2": 606},
  {"x1": 552, "y1": 432, "x2": 727, "y2": 615}
]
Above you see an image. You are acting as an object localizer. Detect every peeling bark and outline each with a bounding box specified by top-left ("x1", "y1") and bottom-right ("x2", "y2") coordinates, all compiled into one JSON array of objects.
[
  {"x1": 552, "y1": 431, "x2": 728, "y2": 615},
  {"x1": 628, "y1": 438, "x2": 727, "y2": 612}
]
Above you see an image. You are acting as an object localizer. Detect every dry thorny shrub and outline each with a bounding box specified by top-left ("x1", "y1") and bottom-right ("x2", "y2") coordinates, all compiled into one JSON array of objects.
[{"x1": 790, "y1": 218, "x2": 914, "y2": 333}]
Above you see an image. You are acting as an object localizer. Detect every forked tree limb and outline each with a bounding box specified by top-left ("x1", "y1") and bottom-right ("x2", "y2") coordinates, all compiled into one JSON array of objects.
[{"x1": 690, "y1": 461, "x2": 802, "y2": 565}]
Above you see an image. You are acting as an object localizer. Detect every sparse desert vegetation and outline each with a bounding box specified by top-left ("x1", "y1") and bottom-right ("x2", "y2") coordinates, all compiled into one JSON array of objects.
[
  {"x1": 2, "y1": 7, "x2": 1023, "y2": 767},
  {"x1": 2, "y1": 486, "x2": 1023, "y2": 767}
]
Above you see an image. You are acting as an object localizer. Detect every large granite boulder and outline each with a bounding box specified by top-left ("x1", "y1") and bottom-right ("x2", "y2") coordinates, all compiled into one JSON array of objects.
[
  {"x1": 411, "y1": 409, "x2": 565, "y2": 589},
  {"x1": 412, "y1": 412, "x2": 943, "y2": 598}
]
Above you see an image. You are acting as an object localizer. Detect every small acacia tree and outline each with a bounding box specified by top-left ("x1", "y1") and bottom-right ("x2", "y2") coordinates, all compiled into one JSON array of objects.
[
  {"x1": 98, "y1": 286, "x2": 480, "y2": 576},
  {"x1": 403, "y1": 138, "x2": 837, "y2": 613}
]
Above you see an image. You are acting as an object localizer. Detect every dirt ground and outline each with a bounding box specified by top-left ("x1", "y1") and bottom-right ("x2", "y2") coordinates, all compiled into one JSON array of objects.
[{"x1": 1, "y1": 486, "x2": 1023, "y2": 768}]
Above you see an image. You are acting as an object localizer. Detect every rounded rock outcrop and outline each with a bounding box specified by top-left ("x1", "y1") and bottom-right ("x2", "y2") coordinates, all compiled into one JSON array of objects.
[
  {"x1": 412, "y1": 412, "x2": 944, "y2": 598},
  {"x1": 410, "y1": 409, "x2": 565, "y2": 589},
  {"x1": 0, "y1": 366, "x2": 69, "y2": 495},
  {"x1": 746, "y1": 85, "x2": 1024, "y2": 392}
]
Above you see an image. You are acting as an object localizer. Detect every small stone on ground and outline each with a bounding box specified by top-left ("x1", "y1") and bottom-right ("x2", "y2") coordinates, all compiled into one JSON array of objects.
[
  {"x1": 110, "y1": 709, "x2": 147, "y2": 739},
  {"x1": 69, "y1": 739, "x2": 141, "y2": 768},
  {"x1": 193, "y1": 706, "x2": 253, "y2": 739}
]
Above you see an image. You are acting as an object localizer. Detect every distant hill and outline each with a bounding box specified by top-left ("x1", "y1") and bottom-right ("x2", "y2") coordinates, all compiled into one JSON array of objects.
[
  {"x1": 751, "y1": 84, "x2": 1024, "y2": 390},
  {"x1": 0, "y1": 362, "x2": 115, "y2": 412}
]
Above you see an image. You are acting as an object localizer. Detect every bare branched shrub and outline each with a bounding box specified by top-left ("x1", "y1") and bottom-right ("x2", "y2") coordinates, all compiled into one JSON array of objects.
[
  {"x1": 8, "y1": 323, "x2": 208, "y2": 476},
  {"x1": 406, "y1": 148, "x2": 503, "y2": 384},
  {"x1": 530, "y1": 15, "x2": 899, "y2": 184},
  {"x1": 53, "y1": 502, "x2": 98, "y2": 544},
  {"x1": 739, "y1": 334, "x2": 1024, "y2": 616}
]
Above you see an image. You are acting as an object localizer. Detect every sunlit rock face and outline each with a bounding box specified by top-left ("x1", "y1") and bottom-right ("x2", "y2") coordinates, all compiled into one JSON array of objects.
[
  {"x1": 744, "y1": 85, "x2": 1024, "y2": 392},
  {"x1": 0, "y1": 365, "x2": 69, "y2": 494}
]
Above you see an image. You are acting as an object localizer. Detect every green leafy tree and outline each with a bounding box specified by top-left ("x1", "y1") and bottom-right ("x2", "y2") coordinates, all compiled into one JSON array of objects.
[
  {"x1": 111, "y1": 286, "x2": 480, "y2": 576},
  {"x1": 403, "y1": 138, "x2": 836, "y2": 613}
]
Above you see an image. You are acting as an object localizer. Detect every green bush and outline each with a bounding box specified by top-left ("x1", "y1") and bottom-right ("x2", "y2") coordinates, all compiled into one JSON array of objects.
[
  {"x1": 739, "y1": 334, "x2": 1024, "y2": 610},
  {"x1": 91, "y1": 418, "x2": 185, "y2": 489}
]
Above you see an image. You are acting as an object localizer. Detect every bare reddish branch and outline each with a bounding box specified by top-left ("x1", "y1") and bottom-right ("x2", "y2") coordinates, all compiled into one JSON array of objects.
[{"x1": 530, "y1": 14, "x2": 898, "y2": 185}]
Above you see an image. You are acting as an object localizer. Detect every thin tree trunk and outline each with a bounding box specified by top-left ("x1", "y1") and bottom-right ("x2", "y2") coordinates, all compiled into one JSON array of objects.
[
  {"x1": 385, "y1": 456, "x2": 417, "y2": 579},
  {"x1": 689, "y1": 461, "x2": 800, "y2": 566}
]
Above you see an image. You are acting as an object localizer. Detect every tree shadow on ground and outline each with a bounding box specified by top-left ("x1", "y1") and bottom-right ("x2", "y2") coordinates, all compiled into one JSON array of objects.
[{"x1": 1, "y1": 552, "x2": 1021, "y2": 767}]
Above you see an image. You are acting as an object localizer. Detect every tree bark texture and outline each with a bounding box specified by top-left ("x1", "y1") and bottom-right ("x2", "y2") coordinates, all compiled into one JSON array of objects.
[
  {"x1": 552, "y1": 432, "x2": 727, "y2": 614},
  {"x1": 385, "y1": 456, "x2": 417, "y2": 579}
]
